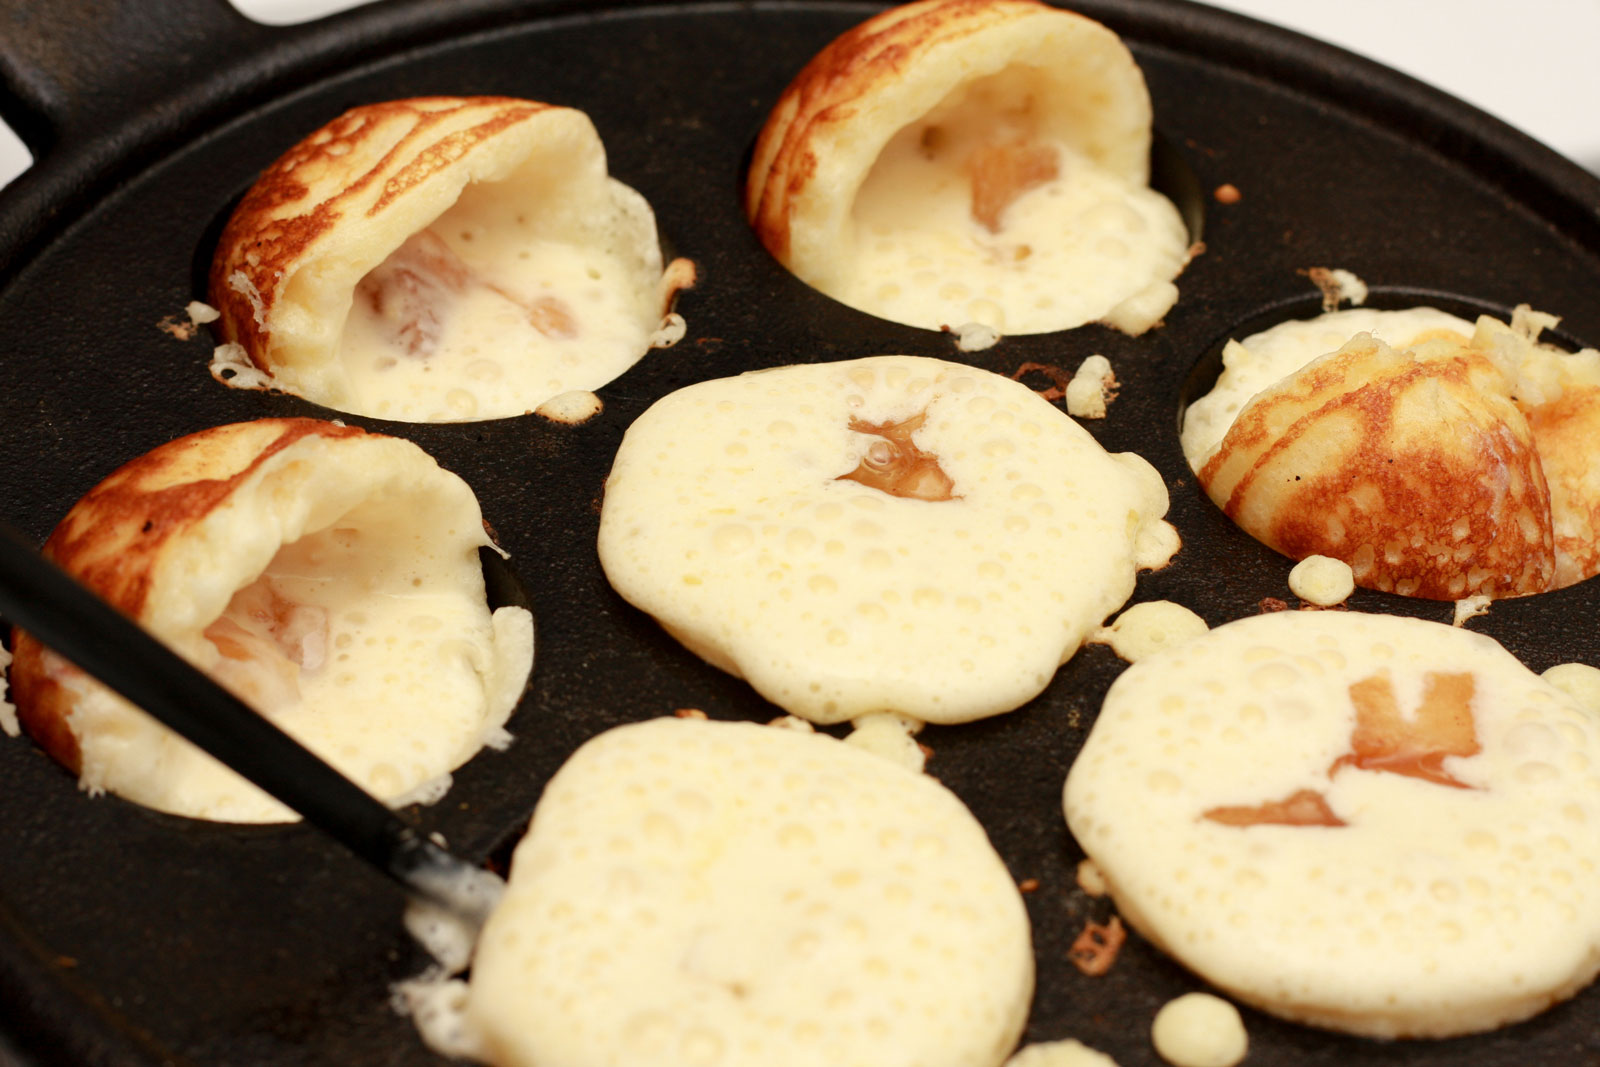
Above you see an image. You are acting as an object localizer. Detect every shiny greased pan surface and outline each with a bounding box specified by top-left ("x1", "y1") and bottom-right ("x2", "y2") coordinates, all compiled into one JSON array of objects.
[{"x1": 1, "y1": 0, "x2": 1599, "y2": 1063}]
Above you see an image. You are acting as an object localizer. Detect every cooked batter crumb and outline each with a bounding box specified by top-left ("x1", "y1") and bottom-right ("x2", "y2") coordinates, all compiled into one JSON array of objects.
[
  {"x1": 534, "y1": 390, "x2": 603, "y2": 425},
  {"x1": 1303, "y1": 266, "x2": 1368, "y2": 312},
  {"x1": 0, "y1": 641, "x2": 15, "y2": 738},
  {"x1": 1511, "y1": 303, "x2": 1561, "y2": 342},
  {"x1": 1065, "y1": 355, "x2": 1117, "y2": 419},
  {"x1": 1019, "y1": 878, "x2": 1041, "y2": 893},
  {"x1": 766, "y1": 714, "x2": 814, "y2": 732},
  {"x1": 1152, "y1": 992, "x2": 1248, "y2": 1067},
  {"x1": 1012, "y1": 361, "x2": 1073, "y2": 402},
  {"x1": 209, "y1": 342, "x2": 273, "y2": 389},
  {"x1": 1213, "y1": 183, "x2": 1241, "y2": 205},
  {"x1": 650, "y1": 311, "x2": 688, "y2": 348},
  {"x1": 159, "y1": 299, "x2": 223, "y2": 340},
  {"x1": 1076, "y1": 858, "x2": 1109, "y2": 897},
  {"x1": 1452, "y1": 594, "x2": 1492, "y2": 627},
  {"x1": 158, "y1": 316, "x2": 196, "y2": 340},
  {"x1": 1288, "y1": 555, "x2": 1354, "y2": 607},
  {"x1": 946, "y1": 321, "x2": 1002, "y2": 352},
  {"x1": 1070, "y1": 915, "x2": 1125, "y2": 976},
  {"x1": 673, "y1": 708, "x2": 708, "y2": 719}
]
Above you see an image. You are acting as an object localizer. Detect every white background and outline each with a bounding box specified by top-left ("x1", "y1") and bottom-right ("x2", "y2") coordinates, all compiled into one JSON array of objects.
[{"x1": 1, "y1": 0, "x2": 1597, "y2": 188}]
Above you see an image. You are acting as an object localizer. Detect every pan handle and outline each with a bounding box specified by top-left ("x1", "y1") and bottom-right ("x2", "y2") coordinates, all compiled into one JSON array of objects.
[
  {"x1": 0, "y1": 0, "x2": 271, "y2": 160},
  {"x1": 0, "y1": 0, "x2": 278, "y2": 277}
]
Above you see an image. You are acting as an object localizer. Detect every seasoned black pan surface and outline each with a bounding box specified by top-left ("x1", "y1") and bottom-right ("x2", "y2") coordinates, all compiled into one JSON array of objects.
[{"x1": 1, "y1": 1, "x2": 1599, "y2": 1064}]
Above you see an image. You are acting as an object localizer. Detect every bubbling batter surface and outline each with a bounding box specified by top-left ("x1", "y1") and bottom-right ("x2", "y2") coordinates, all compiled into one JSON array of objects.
[
  {"x1": 597, "y1": 355, "x2": 1177, "y2": 724},
  {"x1": 843, "y1": 69, "x2": 1188, "y2": 335},
  {"x1": 461, "y1": 717, "x2": 1034, "y2": 1067},
  {"x1": 1065, "y1": 610, "x2": 1600, "y2": 1037},
  {"x1": 340, "y1": 191, "x2": 668, "y2": 421}
]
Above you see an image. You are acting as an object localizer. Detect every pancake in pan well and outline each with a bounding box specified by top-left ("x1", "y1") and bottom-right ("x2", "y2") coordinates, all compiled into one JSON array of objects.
[
  {"x1": 1182, "y1": 306, "x2": 1600, "y2": 599},
  {"x1": 460, "y1": 716, "x2": 1033, "y2": 1067},
  {"x1": 1179, "y1": 306, "x2": 1476, "y2": 469},
  {"x1": 1064, "y1": 610, "x2": 1600, "y2": 1038},
  {"x1": 6, "y1": 418, "x2": 533, "y2": 822},
  {"x1": 745, "y1": 0, "x2": 1189, "y2": 337},
  {"x1": 596, "y1": 355, "x2": 1177, "y2": 725},
  {"x1": 209, "y1": 97, "x2": 694, "y2": 422}
]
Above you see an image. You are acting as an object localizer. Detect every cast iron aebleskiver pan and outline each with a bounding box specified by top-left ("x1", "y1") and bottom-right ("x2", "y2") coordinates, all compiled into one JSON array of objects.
[{"x1": 2, "y1": 0, "x2": 1600, "y2": 1063}]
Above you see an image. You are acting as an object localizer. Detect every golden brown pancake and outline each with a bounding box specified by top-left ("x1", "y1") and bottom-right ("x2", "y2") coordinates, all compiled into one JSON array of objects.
[
  {"x1": 9, "y1": 418, "x2": 533, "y2": 821},
  {"x1": 1530, "y1": 384, "x2": 1600, "y2": 586},
  {"x1": 1195, "y1": 308, "x2": 1600, "y2": 599},
  {"x1": 210, "y1": 97, "x2": 692, "y2": 422},
  {"x1": 745, "y1": 0, "x2": 1186, "y2": 336},
  {"x1": 1198, "y1": 333, "x2": 1555, "y2": 599}
]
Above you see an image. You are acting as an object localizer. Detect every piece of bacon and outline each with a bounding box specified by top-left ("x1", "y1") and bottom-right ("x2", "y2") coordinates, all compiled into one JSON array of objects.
[
  {"x1": 354, "y1": 231, "x2": 471, "y2": 358},
  {"x1": 354, "y1": 229, "x2": 579, "y2": 358},
  {"x1": 525, "y1": 294, "x2": 578, "y2": 339},
  {"x1": 1069, "y1": 915, "x2": 1126, "y2": 976},
  {"x1": 1204, "y1": 788, "x2": 1345, "y2": 828},
  {"x1": 1332, "y1": 671, "x2": 1480, "y2": 788},
  {"x1": 211, "y1": 580, "x2": 327, "y2": 668},
  {"x1": 203, "y1": 579, "x2": 329, "y2": 712},
  {"x1": 1203, "y1": 669, "x2": 1481, "y2": 832},
  {"x1": 836, "y1": 413, "x2": 956, "y2": 501},
  {"x1": 967, "y1": 140, "x2": 1060, "y2": 233}
]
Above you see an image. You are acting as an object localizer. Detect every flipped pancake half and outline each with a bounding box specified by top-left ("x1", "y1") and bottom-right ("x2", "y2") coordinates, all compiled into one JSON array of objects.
[
  {"x1": 210, "y1": 97, "x2": 693, "y2": 422},
  {"x1": 746, "y1": 0, "x2": 1189, "y2": 336},
  {"x1": 7, "y1": 418, "x2": 533, "y2": 822},
  {"x1": 1183, "y1": 307, "x2": 1600, "y2": 597}
]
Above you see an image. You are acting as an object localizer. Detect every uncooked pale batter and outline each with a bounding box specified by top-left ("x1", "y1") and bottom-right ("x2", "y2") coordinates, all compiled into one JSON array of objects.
[
  {"x1": 844, "y1": 70, "x2": 1188, "y2": 335},
  {"x1": 1065, "y1": 610, "x2": 1600, "y2": 1037},
  {"x1": 457, "y1": 717, "x2": 1034, "y2": 1067},
  {"x1": 342, "y1": 199, "x2": 662, "y2": 421},
  {"x1": 12, "y1": 421, "x2": 533, "y2": 823},
  {"x1": 201, "y1": 508, "x2": 521, "y2": 812},
  {"x1": 597, "y1": 355, "x2": 1177, "y2": 724}
]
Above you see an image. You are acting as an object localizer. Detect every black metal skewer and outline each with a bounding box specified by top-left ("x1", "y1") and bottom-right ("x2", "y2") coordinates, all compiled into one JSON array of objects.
[{"x1": 0, "y1": 520, "x2": 499, "y2": 928}]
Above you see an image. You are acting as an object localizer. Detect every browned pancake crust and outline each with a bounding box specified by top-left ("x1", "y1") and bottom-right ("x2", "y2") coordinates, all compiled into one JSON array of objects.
[
  {"x1": 1529, "y1": 383, "x2": 1600, "y2": 587},
  {"x1": 745, "y1": 0, "x2": 1042, "y2": 261},
  {"x1": 9, "y1": 419, "x2": 370, "y2": 772},
  {"x1": 1200, "y1": 340, "x2": 1556, "y2": 599},
  {"x1": 208, "y1": 97, "x2": 552, "y2": 369}
]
